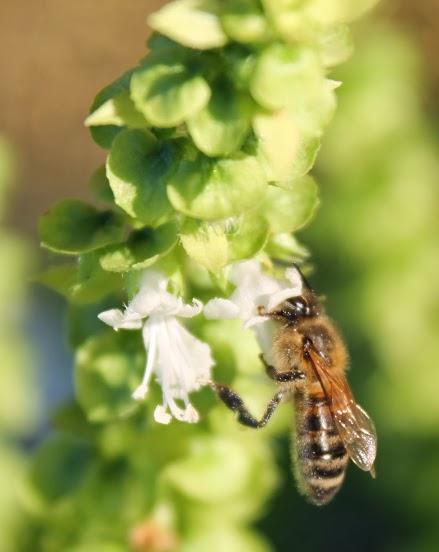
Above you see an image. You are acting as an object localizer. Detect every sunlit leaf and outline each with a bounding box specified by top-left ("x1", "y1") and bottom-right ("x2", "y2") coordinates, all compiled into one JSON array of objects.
[
  {"x1": 148, "y1": 0, "x2": 228, "y2": 50},
  {"x1": 39, "y1": 200, "x2": 124, "y2": 255},
  {"x1": 167, "y1": 153, "x2": 267, "y2": 219}
]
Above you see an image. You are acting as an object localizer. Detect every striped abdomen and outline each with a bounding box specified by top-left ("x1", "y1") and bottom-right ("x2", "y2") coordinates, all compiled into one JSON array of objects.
[{"x1": 293, "y1": 388, "x2": 349, "y2": 506}]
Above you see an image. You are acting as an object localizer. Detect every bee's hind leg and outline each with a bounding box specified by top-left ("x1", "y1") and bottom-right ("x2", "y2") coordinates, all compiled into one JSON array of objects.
[
  {"x1": 210, "y1": 382, "x2": 284, "y2": 428},
  {"x1": 259, "y1": 354, "x2": 305, "y2": 383}
]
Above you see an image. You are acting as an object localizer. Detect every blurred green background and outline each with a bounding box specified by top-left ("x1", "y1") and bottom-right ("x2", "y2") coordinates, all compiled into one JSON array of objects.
[{"x1": 0, "y1": 1, "x2": 438, "y2": 551}]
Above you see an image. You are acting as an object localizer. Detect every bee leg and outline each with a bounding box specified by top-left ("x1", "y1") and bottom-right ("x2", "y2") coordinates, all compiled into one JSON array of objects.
[
  {"x1": 259, "y1": 354, "x2": 305, "y2": 383},
  {"x1": 210, "y1": 383, "x2": 284, "y2": 428}
]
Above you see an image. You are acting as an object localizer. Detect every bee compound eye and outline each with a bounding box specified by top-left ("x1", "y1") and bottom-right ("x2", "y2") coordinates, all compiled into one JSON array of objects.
[{"x1": 288, "y1": 297, "x2": 306, "y2": 313}]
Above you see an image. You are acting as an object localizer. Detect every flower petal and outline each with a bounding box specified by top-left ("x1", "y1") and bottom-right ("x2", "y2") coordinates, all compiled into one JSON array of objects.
[
  {"x1": 204, "y1": 298, "x2": 241, "y2": 320},
  {"x1": 285, "y1": 266, "x2": 303, "y2": 290},
  {"x1": 154, "y1": 404, "x2": 172, "y2": 424},
  {"x1": 177, "y1": 298, "x2": 203, "y2": 318},
  {"x1": 128, "y1": 269, "x2": 184, "y2": 317},
  {"x1": 253, "y1": 319, "x2": 277, "y2": 366},
  {"x1": 132, "y1": 383, "x2": 149, "y2": 401},
  {"x1": 264, "y1": 286, "x2": 302, "y2": 311},
  {"x1": 182, "y1": 404, "x2": 200, "y2": 423},
  {"x1": 153, "y1": 317, "x2": 214, "y2": 397},
  {"x1": 98, "y1": 309, "x2": 143, "y2": 330}
]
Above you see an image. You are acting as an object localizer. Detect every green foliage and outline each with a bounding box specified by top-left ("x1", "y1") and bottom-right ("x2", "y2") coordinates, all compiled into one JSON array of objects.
[
  {"x1": 130, "y1": 60, "x2": 211, "y2": 127},
  {"x1": 33, "y1": 0, "x2": 383, "y2": 550},
  {"x1": 106, "y1": 129, "x2": 176, "y2": 226},
  {"x1": 187, "y1": 84, "x2": 253, "y2": 157},
  {"x1": 39, "y1": 200, "x2": 125, "y2": 254},
  {"x1": 75, "y1": 331, "x2": 144, "y2": 422},
  {"x1": 167, "y1": 153, "x2": 267, "y2": 219},
  {"x1": 0, "y1": 139, "x2": 39, "y2": 550},
  {"x1": 180, "y1": 213, "x2": 268, "y2": 271},
  {"x1": 99, "y1": 221, "x2": 179, "y2": 273}
]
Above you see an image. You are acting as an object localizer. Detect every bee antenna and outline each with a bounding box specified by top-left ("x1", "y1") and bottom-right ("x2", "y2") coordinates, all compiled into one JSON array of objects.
[{"x1": 292, "y1": 263, "x2": 313, "y2": 292}]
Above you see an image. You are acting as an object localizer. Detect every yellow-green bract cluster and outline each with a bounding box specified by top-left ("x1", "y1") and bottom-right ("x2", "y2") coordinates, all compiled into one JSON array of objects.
[{"x1": 39, "y1": 0, "x2": 378, "y2": 295}]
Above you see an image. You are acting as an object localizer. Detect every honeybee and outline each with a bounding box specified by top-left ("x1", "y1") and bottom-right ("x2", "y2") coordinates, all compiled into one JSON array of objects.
[{"x1": 211, "y1": 268, "x2": 377, "y2": 506}]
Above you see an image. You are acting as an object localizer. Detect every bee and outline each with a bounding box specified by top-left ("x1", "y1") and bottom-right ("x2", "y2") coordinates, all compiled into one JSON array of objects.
[{"x1": 210, "y1": 268, "x2": 377, "y2": 506}]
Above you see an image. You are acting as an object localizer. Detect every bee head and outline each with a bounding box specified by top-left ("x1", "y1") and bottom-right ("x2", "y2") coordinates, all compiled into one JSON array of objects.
[
  {"x1": 277, "y1": 292, "x2": 321, "y2": 323},
  {"x1": 288, "y1": 293, "x2": 320, "y2": 316}
]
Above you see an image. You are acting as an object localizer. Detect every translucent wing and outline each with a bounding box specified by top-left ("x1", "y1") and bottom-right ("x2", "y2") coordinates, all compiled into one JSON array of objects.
[{"x1": 306, "y1": 345, "x2": 377, "y2": 475}]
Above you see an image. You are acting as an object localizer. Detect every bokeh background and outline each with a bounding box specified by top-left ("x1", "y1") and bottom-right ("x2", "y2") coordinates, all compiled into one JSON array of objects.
[{"x1": 0, "y1": 1, "x2": 438, "y2": 551}]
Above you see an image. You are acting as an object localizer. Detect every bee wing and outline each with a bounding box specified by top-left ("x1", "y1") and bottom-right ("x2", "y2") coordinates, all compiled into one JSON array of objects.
[{"x1": 306, "y1": 346, "x2": 377, "y2": 475}]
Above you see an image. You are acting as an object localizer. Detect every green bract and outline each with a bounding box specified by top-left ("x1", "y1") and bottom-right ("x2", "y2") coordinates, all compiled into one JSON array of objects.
[
  {"x1": 221, "y1": 0, "x2": 271, "y2": 44},
  {"x1": 99, "y1": 221, "x2": 179, "y2": 273},
  {"x1": 36, "y1": 254, "x2": 121, "y2": 304},
  {"x1": 262, "y1": 177, "x2": 319, "y2": 233},
  {"x1": 180, "y1": 213, "x2": 268, "y2": 271},
  {"x1": 318, "y1": 25, "x2": 353, "y2": 68},
  {"x1": 253, "y1": 108, "x2": 300, "y2": 182},
  {"x1": 27, "y1": 434, "x2": 91, "y2": 510},
  {"x1": 89, "y1": 165, "x2": 114, "y2": 204},
  {"x1": 250, "y1": 43, "x2": 322, "y2": 111},
  {"x1": 106, "y1": 129, "x2": 175, "y2": 226},
  {"x1": 167, "y1": 153, "x2": 267, "y2": 219},
  {"x1": 85, "y1": 90, "x2": 147, "y2": 128},
  {"x1": 88, "y1": 69, "x2": 134, "y2": 149},
  {"x1": 187, "y1": 84, "x2": 253, "y2": 157},
  {"x1": 39, "y1": 200, "x2": 124, "y2": 255},
  {"x1": 251, "y1": 43, "x2": 336, "y2": 135},
  {"x1": 148, "y1": 0, "x2": 228, "y2": 50},
  {"x1": 131, "y1": 59, "x2": 211, "y2": 128},
  {"x1": 75, "y1": 332, "x2": 144, "y2": 423}
]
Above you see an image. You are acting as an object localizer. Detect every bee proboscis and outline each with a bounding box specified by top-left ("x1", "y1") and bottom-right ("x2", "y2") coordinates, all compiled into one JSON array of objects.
[{"x1": 211, "y1": 267, "x2": 377, "y2": 506}]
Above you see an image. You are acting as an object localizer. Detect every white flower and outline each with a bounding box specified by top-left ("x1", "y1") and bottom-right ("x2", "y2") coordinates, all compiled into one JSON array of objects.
[
  {"x1": 98, "y1": 270, "x2": 214, "y2": 424},
  {"x1": 204, "y1": 260, "x2": 303, "y2": 363}
]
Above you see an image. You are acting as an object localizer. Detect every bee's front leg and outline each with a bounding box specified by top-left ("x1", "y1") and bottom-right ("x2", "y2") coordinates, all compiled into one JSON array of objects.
[
  {"x1": 259, "y1": 354, "x2": 305, "y2": 383},
  {"x1": 209, "y1": 382, "x2": 284, "y2": 428}
]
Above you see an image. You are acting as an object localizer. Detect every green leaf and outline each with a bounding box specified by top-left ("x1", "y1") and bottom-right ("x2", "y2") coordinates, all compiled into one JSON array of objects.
[
  {"x1": 221, "y1": 0, "x2": 271, "y2": 44},
  {"x1": 36, "y1": 254, "x2": 121, "y2": 304},
  {"x1": 167, "y1": 153, "x2": 267, "y2": 220},
  {"x1": 106, "y1": 129, "x2": 175, "y2": 226},
  {"x1": 251, "y1": 43, "x2": 318, "y2": 111},
  {"x1": 224, "y1": 46, "x2": 257, "y2": 91},
  {"x1": 227, "y1": 212, "x2": 269, "y2": 263},
  {"x1": 287, "y1": 135, "x2": 321, "y2": 181},
  {"x1": 250, "y1": 43, "x2": 335, "y2": 135},
  {"x1": 148, "y1": 0, "x2": 228, "y2": 50},
  {"x1": 253, "y1": 108, "x2": 300, "y2": 182},
  {"x1": 164, "y1": 435, "x2": 251, "y2": 502},
  {"x1": 99, "y1": 221, "x2": 179, "y2": 273},
  {"x1": 305, "y1": 0, "x2": 380, "y2": 25},
  {"x1": 318, "y1": 25, "x2": 353, "y2": 68},
  {"x1": 85, "y1": 90, "x2": 147, "y2": 128},
  {"x1": 261, "y1": 177, "x2": 319, "y2": 233},
  {"x1": 131, "y1": 59, "x2": 211, "y2": 128},
  {"x1": 261, "y1": 0, "x2": 319, "y2": 43},
  {"x1": 27, "y1": 434, "x2": 91, "y2": 508},
  {"x1": 67, "y1": 303, "x2": 110, "y2": 349},
  {"x1": 88, "y1": 69, "x2": 134, "y2": 149},
  {"x1": 256, "y1": 131, "x2": 321, "y2": 183},
  {"x1": 89, "y1": 165, "x2": 114, "y2": 204},
  {"x1": 75, "y1": 331, "x2": 144, "y2": 423},
  {"x1": 180, "y1": 220, "x2": 229, "y2": 271},
  {"x1": 180, "y1": 213, "x2": 267, "y2": 271},
  {"x1": 265, "y1": 233, "x2": 309, "y2": 262},
  {"x1": 182, "y1": 528, "x2": 271, "y2": 552},
  {"x1": 187, "y1": 83, "x2": 253, "y2": 157},
  {"x1": 39, "y1": 200, "x2": 125, "y2": 255}
]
